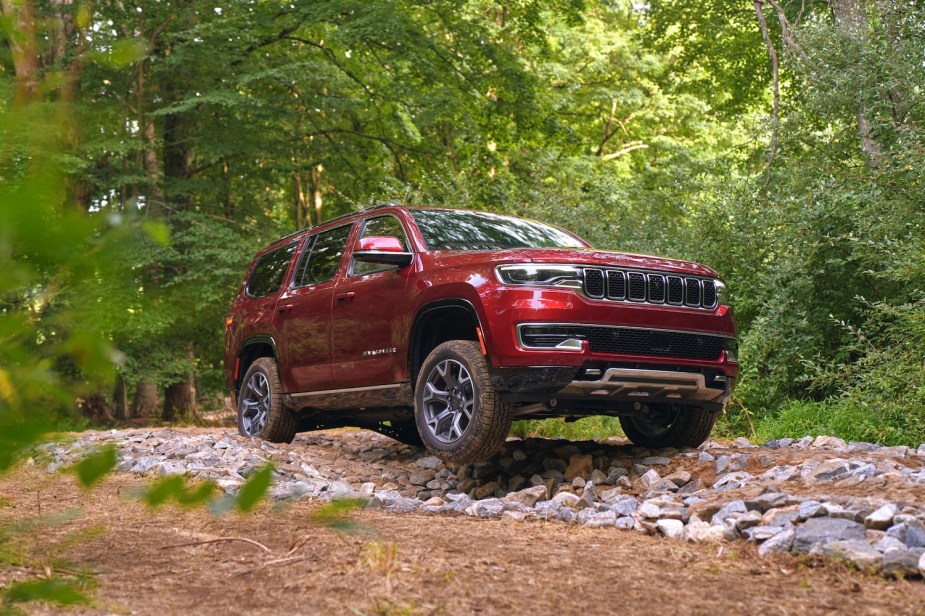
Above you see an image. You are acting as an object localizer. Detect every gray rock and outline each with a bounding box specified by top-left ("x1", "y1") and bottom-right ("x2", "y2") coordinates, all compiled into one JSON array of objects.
[
  {"x1": 799, "y1": 500, "x2": 824, "y2": 519},
  {"x1": 637, "y1": 502, "x2": 661, "y2": 519},
  {"x1": 684, "y1": 517, "x2": 725, "y2": 543},
  {"x1": 664, "y1": 471, "x2": 691, "y2": 487},
  {"x1": 641, "y1": 456, "x2": 671, "y2": 466},
  {"x1": 555, "y1": 507, "x2": 575, "y2": 523},
  {"x1": 606, "y1": 467, "x2": 629, "y2": 483},
  {"x1": 415, "y1": 456, "x2": 441, "y2": 470},
  {"x1": 585, "y1": 510, "x2": 617, "y2": 528},
  {"x1": 825, "y1": 540, "x2": 884, "y2": 571},
  {"x1": 615, "y1": 516, "x2": 635, "y2": 530},
  {"x1": 465, "y1": 498, "x2": 504, "y2": 518},
  {"x1": 761, "y1": 505, "x2": 801, "y2": 527},
  {"x1": 777, "y1": 438, "x2": 794, "y2": 447},
  {"x1": 711, "y1": 500, "x2": 747, "y2": 526},
  {"x1": 713, "y1": 472, "x2": 752, "y2": 491},
  {"x1": 734, "y1": 510, "x2": 763, "y2": 531},
  {"x1": 505, "y1": 485, "x2": 548, "y2": 508},
  {"x1": 880, "y1": 445, "x2": 909, "y2": 458},
  {"x1": 758, "y1": 529, "x2": 795, "y2": 557},
  {"x1": 793, "y1": 517, "x2": 866, "y2": 554},
  {"x1": 874, "y1": 536, "x2": 907, "y2": 552},
  {"x1": 743, "y1": 526, "x2": 786, "y2": 542},
  {"x1": 657, "y1": 519, "x2": 685, "y2": 538},
  {"x1": 636, "y1": 469, "x2": 661, "y2": 489},
  {"x1": 864, "y1": 503, "x2": 897, "y2": 530},
  {"x1": 698, "y1": 451, "x2": 715, "y2": 462},
  {"x1": 812, "y1": 435, "x2": 847, "y2": 450},
  {"x1": 552, "y1": 492, "x2": 580, "y2": 507},
  {"x1": 882, "y1": 548, "x2": 924, "y2": 577},
  {"x1": 542, "y1": 457, "x2": 568, "y2": 473},
  {"x1": 609, "y1": 497, "x2": 639, "y2": 517}
]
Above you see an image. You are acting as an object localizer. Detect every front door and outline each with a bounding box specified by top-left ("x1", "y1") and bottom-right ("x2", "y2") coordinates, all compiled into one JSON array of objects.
[{"x1": 329, "y1": 214, "x2": 413, "y2": 389}]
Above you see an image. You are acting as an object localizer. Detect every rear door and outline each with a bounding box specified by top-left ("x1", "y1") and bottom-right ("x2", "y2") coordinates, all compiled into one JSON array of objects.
[
  {"x1": 329, "y1": 214, "x2": 414, "y2": 389},
  {"x1": 274, "y1": 223, "x2": 354, "y2": 393}
]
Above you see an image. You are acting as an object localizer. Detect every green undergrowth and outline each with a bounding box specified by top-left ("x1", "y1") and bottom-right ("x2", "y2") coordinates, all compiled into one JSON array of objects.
[
  {"x1": 510, "y1": 416, "x2": 625, "y2": 442},
  {"x1": 751, "y1": 400, "x2": 925, "y2": 447}
]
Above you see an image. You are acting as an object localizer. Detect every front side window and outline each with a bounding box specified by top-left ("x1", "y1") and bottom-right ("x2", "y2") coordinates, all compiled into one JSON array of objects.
[
  {"x1": 352, "y1": 215, "x2": 410, "y2": 276},
  {"x1": 293, "y1": 224, "x2": 354, "y2": 287},
  {"x1": 411, "y1": 209, "x2": 587, "y2": 251},
  {"x1": 246, "y1": 241, "x2": 299, "y2": 298}
]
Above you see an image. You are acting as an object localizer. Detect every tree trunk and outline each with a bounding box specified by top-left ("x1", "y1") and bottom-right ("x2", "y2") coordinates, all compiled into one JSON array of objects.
[
  {"x1": 113, "y1": 375, "x2": 130, "y2": 421},
  {"x1": 0, "y1": 0, "x2": 40, "y2": 104},
  {"x1": 163, "y1": 380, "x2": 197, "y2": 422},
  {"x1": 829, "y1": 0, "x2": 884, "y2": 165},
  {"x1": 80, "y1": 392, "x2": 115, "y2": 425},
  {"x1": 310, "y1": 164, "x2": 323, "y2": 225},
  {"x1": 131, "y1": 379, "x2": 160, "y2": 417}
]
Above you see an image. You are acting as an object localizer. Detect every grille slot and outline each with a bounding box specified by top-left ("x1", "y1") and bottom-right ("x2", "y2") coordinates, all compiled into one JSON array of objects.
[
  {"x1": 702, "y1": 280, "x2": 717, "y2": 307},
  {"x1": 581, "y1": 268, "x2": 720, "y2": 310},
  {"x1": 607, "y1": 270, "x2": 626, "y2": 300},
  {"x1": 584, "y1": 269, "x2": 605, "y2": 298},
  {"x1": 647, "y1": 274, "x2": 666, "y2": 303},
  {"x1": 667, "y1": 276, "x2": 684, "y2": 304},
  {"x1": 685, "y1": 278, "x2": 702, "y2": 307},
  {"x1": 628, "y1": 272, "x2": 646, "y2": 301}
]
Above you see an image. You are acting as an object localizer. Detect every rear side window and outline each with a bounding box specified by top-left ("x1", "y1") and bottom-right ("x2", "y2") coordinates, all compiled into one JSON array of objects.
[
  {"x1": 294, "y1": 224, "x2": 353, "y2": 287},
  {"x1": 246, "y1": 241, "x2": 299, "y2": 298}
]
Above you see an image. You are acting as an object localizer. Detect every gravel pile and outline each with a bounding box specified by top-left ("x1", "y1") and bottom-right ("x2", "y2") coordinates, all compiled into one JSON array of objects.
[{"x1": 37, "y1": 428, "x2": 925, "y2": 577}]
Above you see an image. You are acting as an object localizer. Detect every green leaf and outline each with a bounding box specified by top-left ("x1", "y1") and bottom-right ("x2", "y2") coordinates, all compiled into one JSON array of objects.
[
  {"x1": 234, "y1": 465, "x2": 273, "y2": 513},
  {"x1": 142, "y1": 221, "x2": 170, "y2": 246},
  {"x1": 69, "y1": 446, "x2": 117, "y2": 488},
  {"x1": 4, "y1": 578, "x2": 89, "y2": 606},
  {"x1": 309, "y1": 497, "x2": 367, "y2": 533}
]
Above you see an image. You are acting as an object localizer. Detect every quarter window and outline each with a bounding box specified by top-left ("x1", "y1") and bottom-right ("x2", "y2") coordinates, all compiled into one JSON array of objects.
[
  {"x1": 294, "y1": 224, "x2": 354, "y2": 287},
  {"x1": 352, "y1": 215, "x2": 410, "y2": 276},
  {"x1": 246, "y1": 241, "x2": 299, "y2": 298}
]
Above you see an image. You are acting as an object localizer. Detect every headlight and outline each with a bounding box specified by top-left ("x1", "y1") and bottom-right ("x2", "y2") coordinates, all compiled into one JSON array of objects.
[
  {"x1": 496, "y1": 264, "x2": 583, "y2": 288},
  {"x1": 715, "y1": 280, "x2": 729, "y2": 306}
]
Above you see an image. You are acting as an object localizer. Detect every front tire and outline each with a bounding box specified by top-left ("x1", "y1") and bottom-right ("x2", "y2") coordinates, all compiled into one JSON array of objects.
[
  {"x1": 619, "y1": 404, "x2": 716, "y2": 449},
  {"x1": 414, "y1": 340, "x2": 512, "y2": 464},
  {"x1": 237, "y1": 357, "x2": 297, "y2": 444}
]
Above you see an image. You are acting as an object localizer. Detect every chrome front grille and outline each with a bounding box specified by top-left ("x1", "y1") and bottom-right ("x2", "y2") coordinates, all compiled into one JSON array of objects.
[{"x1": 583, "y1": 268, "x2": 719, "y2": 310}]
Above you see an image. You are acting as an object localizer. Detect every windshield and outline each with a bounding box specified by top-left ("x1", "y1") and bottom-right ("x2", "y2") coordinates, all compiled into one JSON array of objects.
[{"x1": 411, "y1": 209, "x2": 587, "y2": 251}]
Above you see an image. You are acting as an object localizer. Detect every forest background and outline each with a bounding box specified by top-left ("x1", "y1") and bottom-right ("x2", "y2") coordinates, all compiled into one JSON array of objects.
[{"x1": 2, "y1": 0, "x2": 924, "y2": 459}]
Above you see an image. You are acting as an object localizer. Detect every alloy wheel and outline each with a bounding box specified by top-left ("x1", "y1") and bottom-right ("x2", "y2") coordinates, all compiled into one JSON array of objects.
[
  {"x1": 421, "y1": 359, "x2": 475, "y2": 443},
  {"x1": 240, "y1": 371, "x2": 270, "y2": 436}
]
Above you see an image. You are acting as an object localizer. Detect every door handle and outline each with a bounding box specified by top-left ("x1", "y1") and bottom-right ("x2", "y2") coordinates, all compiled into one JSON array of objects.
[
  {"x1": 336, "y1": 292, "x2": 356, "y2": 302},
  {"x1": 277, "y1": 304, "x2": 294, "y2": 314}
]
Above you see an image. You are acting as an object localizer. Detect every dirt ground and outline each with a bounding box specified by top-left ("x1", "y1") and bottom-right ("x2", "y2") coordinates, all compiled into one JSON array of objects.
[{"x1": 2, "y1": 465, "x2": 925, "y2": 615}]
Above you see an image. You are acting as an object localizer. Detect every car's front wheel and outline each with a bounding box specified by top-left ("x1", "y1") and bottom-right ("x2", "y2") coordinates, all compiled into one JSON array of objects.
[
  {"x1": 237, "y1": 357, "x2": 297, "y2": 443},
  {"x1": 619, "y1": 403, "x2": 716, "y2": 449},
  {"x1": 414, "y1": 340, "x2": 512, "y2": 464}
]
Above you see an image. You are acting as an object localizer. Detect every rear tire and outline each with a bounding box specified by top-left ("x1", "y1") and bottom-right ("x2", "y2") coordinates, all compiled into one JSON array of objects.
[
  {"x1": 237, "y1": 357, "x2": 297, "y2": 444},
  {"x1": 619, "y1": 404, "x2": 716, "y2": 449},
  {"x1": 414, "y1": 340, "x2": 512, "y2": 464}
]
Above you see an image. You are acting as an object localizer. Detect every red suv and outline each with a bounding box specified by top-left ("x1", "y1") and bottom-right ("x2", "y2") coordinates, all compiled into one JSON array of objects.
[{"x1": 224, "y1": 205, "x2": 737, "y2": 463}]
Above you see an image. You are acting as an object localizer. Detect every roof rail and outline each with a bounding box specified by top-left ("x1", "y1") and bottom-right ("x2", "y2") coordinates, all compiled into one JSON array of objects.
[{"x1": 272, "y1": 203, "x2": 405, "y2": 245}]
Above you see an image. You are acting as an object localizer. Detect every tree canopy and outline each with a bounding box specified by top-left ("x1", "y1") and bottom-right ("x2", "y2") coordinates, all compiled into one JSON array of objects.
[{"x1": 2, "y1": 0, "x2": 924, "y2": 444}]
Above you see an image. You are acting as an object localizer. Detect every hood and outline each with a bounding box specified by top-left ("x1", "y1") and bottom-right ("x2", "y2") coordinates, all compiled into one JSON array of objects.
[{"x1": 424, "y1": 248, "x2": 719, "y2": 278}]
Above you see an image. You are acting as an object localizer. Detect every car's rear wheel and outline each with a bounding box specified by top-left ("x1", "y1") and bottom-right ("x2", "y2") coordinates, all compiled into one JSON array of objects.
[
  {"x1": 414, "y1": 340, "x2": 512, "y2": 464},
  {"x1": 619, "y1": 404, "x2": 716, "y2": 449},
  {"x1": 238, "y1": 357, "x2": 297, "y2": 444}
]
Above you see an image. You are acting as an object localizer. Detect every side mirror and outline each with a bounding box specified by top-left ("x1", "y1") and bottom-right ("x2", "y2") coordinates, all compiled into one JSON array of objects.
[{"x1": 353, "y1": 236, "x2": 414, "y2": 267}]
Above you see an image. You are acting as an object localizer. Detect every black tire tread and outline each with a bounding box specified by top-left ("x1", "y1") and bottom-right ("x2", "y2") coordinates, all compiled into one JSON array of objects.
[
  {"x1": 241, "y1": 357, "x2": 297, "y2": 444},
  {"x1": 415, "y1": 340, "x2": 512, "y2": 464}
]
